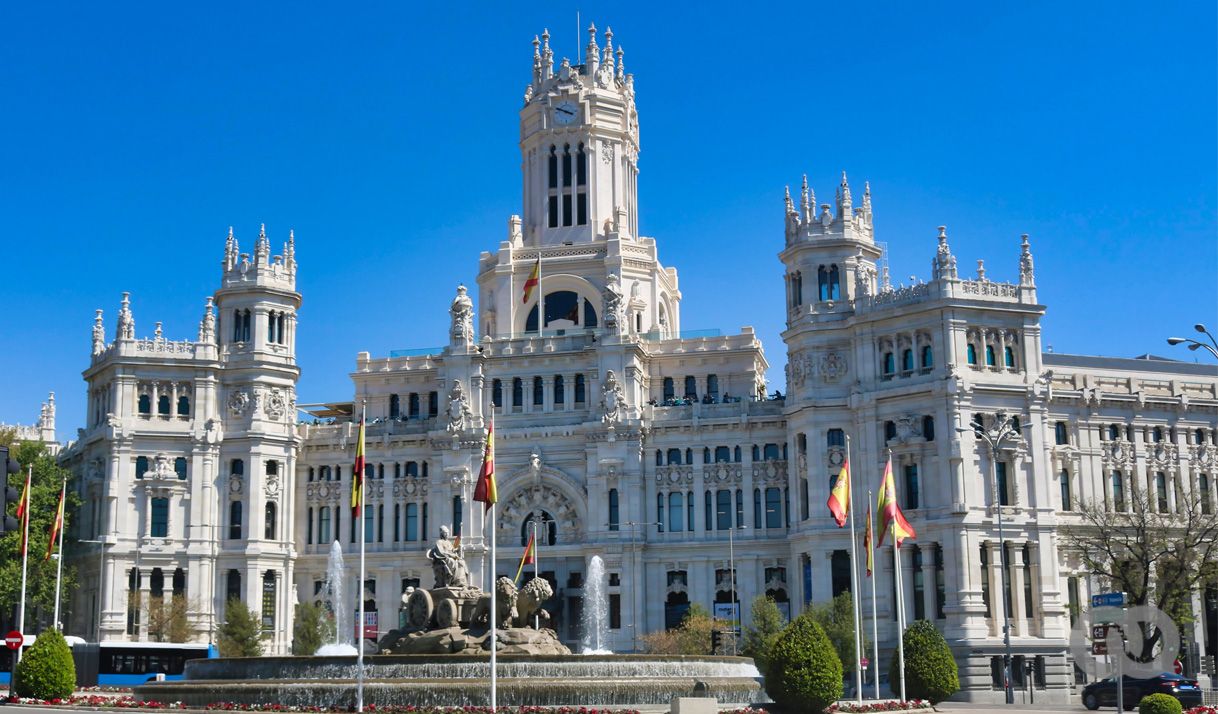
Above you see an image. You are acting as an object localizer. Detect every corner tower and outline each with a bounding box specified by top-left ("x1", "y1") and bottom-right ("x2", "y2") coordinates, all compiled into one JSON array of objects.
[{"x1": 520, "y1": 25, "x2": 639, "y2": 246}]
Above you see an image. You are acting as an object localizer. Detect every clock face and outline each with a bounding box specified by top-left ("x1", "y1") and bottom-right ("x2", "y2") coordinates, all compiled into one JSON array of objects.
[{"x1": 553, "y1": 101, "x2": 578, "y2": 126}]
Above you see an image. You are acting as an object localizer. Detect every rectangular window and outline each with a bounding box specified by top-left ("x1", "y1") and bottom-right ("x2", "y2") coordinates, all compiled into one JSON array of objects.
[
  {"x1": 1060, "y1": 469, "x2": 1072, "y2": 511},
  {"x1": 735, "y1": 489, "x2": 744, "y2": 528},
  {"x1": 995, "y1": 461, "x2": 1010, "y2": 506},
  {"x1": 562, "y1": 194, "x2": 572, "y2": 227},
  {"x1": 1054, "y1": 421, "x2": 1069, "y2": 446},
  {"x1": 1156, "y1": 472, "x2": 1169, "y2": 513},
  {"x1": 150, "y1": 497, "x2": 169, "y2": 538},
  {"x1": 765, "y1": 487, "x2": 782, "y2": 528},
  {"x1": 609, "y1": 593, "x2": 621, "y2": 629},
  {"x1": 904, "y1": 464, "x2": 920, "y2": 509},
  {"x1": 428, "y1": 392, "x2": 438, "y2": 417},
  {"x1": 912, "y1": 548, "x2": 925, "y2": 621},
  {"x1": 405, "y1": 503, "x2": 418, "y2": 542},
  {"x1": 576, "y1": 192, "x2": 587, "y2": 225},
  {"x1": 608, "y1": 489, "x2": 619, "y2": 531},
  {"x1": 393, "y1": 504, "x2": 400, "y2": 542},
  {"x1": 980, "y1": 545, "x2": 991, "y2": 617},
  {"x1": 934, "y1": 545, "x2": 946, "y2": 620},
  {"x1": 1112, "y1": 471, "x2": 1125, "y2": 511},
  {"x1": 548, "y1": 196, "x2": 558, "y2": 228},
  {"x1": 1202, "y1": 474, "x2": 1212, "y2": 515},
  {"x1": 717, "y1": 490, "x2": 732, "y2": 530},
  {"x1": 1067, "y1": 576, "x2": 1080, "y2": 626}
]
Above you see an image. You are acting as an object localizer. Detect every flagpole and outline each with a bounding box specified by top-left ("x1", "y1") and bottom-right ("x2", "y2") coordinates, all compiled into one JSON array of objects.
[
  {"x1": 489, "y1": 500, "x2": 498, "y2": 710},
  {"x1": 894, "y1": 537, "x2": 907, "y2": 702},
  {"x1": 533, "y1": 519, "x2": 540, "y2": 629},
  {"x1": 17, "y1": 465, "x2": 31, "y2": 664},
  {"x1": 356, "y1": 402, "x2": 366, "y2": 713},
  {"x1": 537, "y1": 258, "x2": 545, "y2": 336},
  {"x1": 845, "y1": 435, "x2": 863, "y2": 703},
  {"x1": 53, "y1": 478, "x2": 67, "y2": 630},
  {"x1": 868, "y1": 488, "x2": 879, "y2": 701}
]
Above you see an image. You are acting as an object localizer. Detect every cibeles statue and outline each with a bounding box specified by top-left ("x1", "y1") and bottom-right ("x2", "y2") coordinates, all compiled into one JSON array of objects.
[
  {"x1": 427, "y1": 525, "x2": 471, "y2": 589},
  {"x1": 449, "y1": 284, "x2": 474, "y2": 346}
]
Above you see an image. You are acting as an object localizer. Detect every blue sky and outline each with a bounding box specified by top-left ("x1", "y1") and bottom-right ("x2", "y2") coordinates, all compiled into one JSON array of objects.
[{"x1": 2, "y1": 2, "x2": 1215, "y2": 437}]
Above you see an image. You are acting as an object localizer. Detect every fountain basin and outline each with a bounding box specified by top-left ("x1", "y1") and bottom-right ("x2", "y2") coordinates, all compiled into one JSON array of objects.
[{"x1": 134, "y1": 654, "x2": 766, "y2": 708}]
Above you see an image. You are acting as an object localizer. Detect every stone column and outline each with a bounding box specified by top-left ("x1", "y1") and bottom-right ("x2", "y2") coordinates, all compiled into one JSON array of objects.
[
  {"x1": 542, "y1": 376, "x2": 554, "y2": 413},
  {"x1": 1009, "y1": 542, "x2": 1027, "y2": 638},
  {"x1": 987, "y1": 541, "x2": 1003, "y2": 638},
  {"x1": 921, "y1": 542, "x2": 939, "y2": 621}
]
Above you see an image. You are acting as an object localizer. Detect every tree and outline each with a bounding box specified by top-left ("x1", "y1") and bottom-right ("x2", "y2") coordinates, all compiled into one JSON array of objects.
[
  {"x1": 15, "y1": 629, "x2": 76, "y2": 700},
  {"x1": 765, "y1": 613, "x2": 842, "y2": 713},
  {"x1": 1062, "y1": 489, "x2": 1218, "y2": 661},
  {"x1": 147, "y1": 595, "x2": 199, "y2": 643},
  {"x1": 0, "y1": 437, "x2": 79, "y2": 634},
  {"x1": 217, "y1": 598, "x2": 264, "y2": 657},
  {"x1": 742, "y1": 595, "x2": 784, "y2": 672},
  {"x1": 640, "y1": 603, "x2": 716, "y2": 655},
  {"x1": 292, "y1": 601, "x2": 330, "y2": 656},
  {"x1": 888, "y1": 619, "x2": 959, "y2": 703},
  {"x1": 810, "y1": 591, "x2": 868, "y2": 671}
]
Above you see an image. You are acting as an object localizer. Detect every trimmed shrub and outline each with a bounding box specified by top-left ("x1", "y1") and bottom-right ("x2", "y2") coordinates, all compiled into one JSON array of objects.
[
  {"x1": 887, "y1": 620, "x2": 959, "y2": 704},
  {"x1": 766, "y1": 612, "x2": 843, "y2": 713},
  {"x1": 218, "y1": 598, "x2": 264, "y2": 657},
  {"x1": 1139, "y1": 693, "x2": 1183, "y2": 714},
  {"x1": 15, "y1": 629, "x2": 76, "y2": 700}
]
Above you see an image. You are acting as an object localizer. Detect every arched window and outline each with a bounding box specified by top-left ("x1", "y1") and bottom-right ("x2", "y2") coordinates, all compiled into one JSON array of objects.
[
  {"x1": 157, "y1": 394, "x2": 171, "y2": 415},
  {"x1": 654, "y1": 450, "x2": 663, "y2": 466},
  {"x1": 902, "y1": 349, "x2": 914, "y2": 372},
  {"x1": 1196, "y1": 428, "x2": 1209, "y2": 445},
  {"x1": 827, "y1": 428, "x2": 845, "y2": 447},
  {"x1": 174, "y1": 457, "x2": 187, "y2": 480},
  {"x1": 406, "y1": 461, "x2": 419, "y2": 478},
  {"x1": 576, "y1": 144, "x2": 588, "y2": 225},
  {"x1": 319, "y1": 507, "x2": 331, "y2": 543},
  {"x1": 608, "y1": 489, "x2": 619, "y2": 531},
  {"x1": 231, "y1": 458, "x2": 244, "y2": 477},
  {"x1": 882, "y1": 352, "x2": 895, "y2": 376},
  {"x1": 512, "y1": 378, "x2": 523, "y2": 408},
  {"x1": 533, "y1": 376, "x2": 544, "y2": 406},
  {"x1": 1055, "y1": 421, "x2": 1069, "y2": 445},
  {"x1": 492, "y1": 380, "x2": 503, "y2": 408},
  {"x1": 390, "y1": 394, "x2": 401, "y2": 418},
  {"x1": 138, "y1": 394, "x2": 151, "y2": 415},
  {"x1": 763, "y1": 443, "x2": 780, "y2": 460},
  {"x1": 734, "y1": 445, "x2": 742, "y2": 462},
  {"x1": 575, "y1": 374, "x2": 586, "y2": 403},
  {"x1": 177, "y1": 395, "x2": 190, "y2": 416},
  {"x1": 409, "y1": 393, "x2": 420, "y2": 418},
  {"x1": 662, "y1": 377, "x2": 675, "y2": 401},
  {"x1": 268, "y1": 311, "x2": 278, "y2": 344},
  {"x1": 985, "y1": 345, "x2": 996, "y2": 366},
  {"x1": 265, "y1": 503, "x2": 277, "y2": 539},
  {"x1": 1152, "y1": 427, "x2": 1164, "y2": 443},
  {"x1": 923, "y1": 416, "x2": 936, "y2": 441},
  {"x1": 1003, "y1": 346, "x2": 1015, "y2": 368},
  {"x1": 1109, "y1": 424, "x2": 1122, "y2": 441},
  {"x1": 522, "y1": 511, "x2": 557, "y2": 546},
  {"x1": 751, "y1": 445, "x2": 760, "y2": 461},
  {"x1": 229, "y1": 501, "x2": 243, "y2": 540},
  {"x1": 921, "y1": 345, "x2": 933, "y2": 370},
  {"x1": 703, "y1": 447, "x2": 711, "y2": 464},
  {"x1": 668, "y1": 492, "x2": 684, "y2": 532},
  {"x1": 828, "y1": 264, "x2": 840, "y2": 300},
  {"x1": 547, "y1": 146, "x2": 559, "y2": 227},
  {"x1": 667, "y1": 448, "x2": 682, "y2": 465},
  {"x1": 554, "y1": 375, "x2": 565, "y2": 405},
  {"x1": 135, "y1": 456, "x2": 149, "y2": 479},
  {"x1": 817, "y1": 266, "x2": 830, "y2": 301},
  {"x1": 966, "y1": 343, "x2": 978, "y2": 365},
  {"x1": 684, "y1": 376, "x2": 697, "y2": 399},
  {"x1": 715, "y1": 446, "x2": 731, "y2": 463},
  {"x1": 791, "y1": 270, "x2": 803, "y2": 308},
  {"x1": 707, "y1": 374, "x2": 720, "y2": 399}
]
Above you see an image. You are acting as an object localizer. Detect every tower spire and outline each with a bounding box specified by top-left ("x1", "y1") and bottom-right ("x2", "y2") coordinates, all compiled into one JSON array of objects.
[
  {"x1": 862, "y1": 181, "x2": 872, "y2": 220},
  {"x1": 837, "y1": 171, "x2": 852, "y2": 217},
  {"x1": 542, "y1": 28, "x2": 553, "y2": 79},
  {"x1": 1019, "y1": 233, "x2": 1035, "y2": 286},
  {"x1": 532, "y1": 35, "x2": 542, "y2": 83},
  {"x1": 603, "y1": 27, "x2": 615, "y2": 74},
  {"x1": 800, "y1": 175, "x2": 810, "y2": 222},
  {"x1": 586, "y1": 22, "x2": 600, "y2": 75},
  {"x1": 255, "y1": 223, "x2": 270, "y2": 264},
  {"x1": 116, "y1": 292, "x2": 134, "y2": 340}
]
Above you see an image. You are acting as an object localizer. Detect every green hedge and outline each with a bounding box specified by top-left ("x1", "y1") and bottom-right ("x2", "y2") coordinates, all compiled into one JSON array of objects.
[
  {"x1": 765, "y1": 612, "x2": 843, "y2": 713},
  {"x1": 887, "y1": 620, "x2": 959, "y2": 704},
  {"x1": 1137, "y1": 693, "x2": 1183, "y2": 714},
  {"x1": 15, "y1": 630, "x2": 76, "y2": 700}
]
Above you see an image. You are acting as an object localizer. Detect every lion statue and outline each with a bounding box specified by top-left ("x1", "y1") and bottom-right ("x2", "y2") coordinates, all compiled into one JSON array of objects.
[
  {"x1": 513, "y1": 576, "x2": 553, "y2": 628},
  {"x1": 471, "y1": 576, "x2": 517, "y2": 629}
]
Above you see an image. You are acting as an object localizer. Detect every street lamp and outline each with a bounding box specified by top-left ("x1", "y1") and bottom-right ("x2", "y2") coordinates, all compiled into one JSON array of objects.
[
  {"x1": 611, "y1": 520, "x2": 661, "y2": 651},
  {"x1": 958, "y1": 411, "x2": 1027, "y2": 705},
  {"x1": 715, "y1": 510, "x2": 747, "y2": 655},
  {"x1": 1167, "y1": 324, "x2": 1218, "y2": 360}
]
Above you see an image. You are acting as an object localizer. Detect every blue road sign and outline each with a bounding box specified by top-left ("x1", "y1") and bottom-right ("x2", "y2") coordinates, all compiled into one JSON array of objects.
[{"x1": 1092, "y1": 592, "x2": 1126, "y2": 608}]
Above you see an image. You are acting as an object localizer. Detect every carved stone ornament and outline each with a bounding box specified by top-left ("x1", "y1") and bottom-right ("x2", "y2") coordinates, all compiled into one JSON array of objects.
[
  {"x1": 265, "y1": 389, "x2": 286, "y2": 420},
  {"x1": 602, "y1": 273, "x2": 624, "y2": 330},
  {"x1": 1196, "y1": 445, "x2": 1215, "y2": 468},
  {"x1": 601, "y1": 370, "x2": 627, "y2": 425},
  {"x1": 228, "y1": 389, "x2": 250, "y2": 416},
  {"x1": 449, "y1": 285, "x2": 474, "y2": 345},
  {"x1": 229, "y1": 476, "x2": 243, "y2": 494},
  {"x1": 819, "y1": 352, "x2": 848, "y2": 381},
  {"x1": 264, "y1": 474, "x2": 280, "y2": 497},
  {"x1": 446, "y1": 379, "x2": 472, "y2": 434},
  {"x1": 150, "y1": 453, "x2": 175, "y2": 480},
  {"x1": 1106, "y1": 442, "x2": 1129, "y2": 466},
  {"x1": 601, "y1": 142, "x2": 614, "y2": 164}
]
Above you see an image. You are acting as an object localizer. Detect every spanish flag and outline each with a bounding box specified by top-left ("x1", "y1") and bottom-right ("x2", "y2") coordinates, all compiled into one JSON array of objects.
[
  {"x1": 15, "y1": 467, "x2": 31, "y2": 558},
  {"x1": 45, "y1": 479, "x2": 66, "y2": 562},
  {"x1": 827, "y1": 459, "x2": 850, "y2": 528},
  {"x1": 514, "y1": 530, "x2": 536, "y2": 584},
  {"x1": 877, "y1": 454, "x2": 916, "y2": 547},
  {"x1": 521, "y1": 257, "x2": 540, "y2": 304},
  {"x1": 863, "y1": 503, "x2": 874, "y2": 577},
  {"x1": 473, "y1": 416, "x2": 497, "y2": 511},
  {"x1": 351, "y1": 416, "x2": 366, "y2": 518}
]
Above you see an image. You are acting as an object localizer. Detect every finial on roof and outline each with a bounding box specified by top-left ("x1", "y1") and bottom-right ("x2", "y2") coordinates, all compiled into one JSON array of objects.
[
  {"x1": 616, "y1": 45, "x2": 625, "y2": 79},
  {"x1": 92, "y1": 309, "x2": 106, "y2": 355},
  {"x1": 799, "y1": 174, "x2": 810, "y2": 218},
  {"x1": 932, "y1": 225, "x2": 957, "y2": 280},
  {"x1": 784, "y1": 185, "x2": 794, "y2": 213},
  {"x1": 117, "y1": 291, "x2": 135, "y2": 340},
  {"x1": 1019, "y1": 233, "x2": 1035, "y2": 286},
  {"x1": 976, "y1": 259, "x2": 986, "y2": 281},
  {"x1": 862, "y1": 181, "x2": 872, "y2": 215},
  {"x1": 837, "y1": 171, "x2": 853, "y2": 215},
  {"x1": 603, "y1": 27, "x2": 615, "y2": 71}
]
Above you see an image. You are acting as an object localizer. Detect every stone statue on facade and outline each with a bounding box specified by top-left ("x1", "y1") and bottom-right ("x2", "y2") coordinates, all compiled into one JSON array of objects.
[
  {"x1": 601, "y1": 369, "x2": 627, "y2": 425},
  {"x1": 446, "y1": 379, "x2": 471, "y2": 434},
  {"x1": 92, "y1": 309, "x2": 106, "y2": 355},
  {"x1": 198, "y1": 297, "x2": 216, "y2": 343},
  {"x1": 117, "y1": 292, "x2": 135, "y2": 340},
  {"x1": 426, "y1": 525, "x2": 471, "y2": 589},
  {"x1": 602, "y1": 273, "x2": 623, "y2": 330},
  {"x1": 450, "y1": 285, "x2": 474, "y2": 345}
]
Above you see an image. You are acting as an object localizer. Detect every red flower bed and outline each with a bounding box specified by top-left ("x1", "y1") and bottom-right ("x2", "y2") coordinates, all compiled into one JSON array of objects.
[
  {"x1": 4, "y1": 697, "x2": 642, "y2": 714},
  {"x1": 828, "y1": 701, "x2": 932, "y2": 713}
]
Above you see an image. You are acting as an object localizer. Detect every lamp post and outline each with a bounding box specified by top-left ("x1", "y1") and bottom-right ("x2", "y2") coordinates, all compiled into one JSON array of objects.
[
  {"x1": 715, "y1": 509, "x2": 747, "y2": 655},
  {"x1": 958, "y1": 410, "x2": 1027, "y2": 705},
  {"x1": 613, "y1": 520, "x2": 661, "y2": 651},
  {"x1": 1167, "y1": 324, "x2": 1218, "y2": 360},
  {"x1": 78, "y1": 538, "x2": 113, "y2": 642}
]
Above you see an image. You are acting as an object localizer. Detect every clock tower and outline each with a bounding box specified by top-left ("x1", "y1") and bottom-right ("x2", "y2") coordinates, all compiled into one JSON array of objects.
[{"x1": 520, "y1": 25, "x2": 639, "y2": 247}]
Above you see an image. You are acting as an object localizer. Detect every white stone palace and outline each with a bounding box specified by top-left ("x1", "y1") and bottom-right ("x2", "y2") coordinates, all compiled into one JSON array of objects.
[{"x1": 57, "y1": 25, "x2": 1218, "y2": 703}]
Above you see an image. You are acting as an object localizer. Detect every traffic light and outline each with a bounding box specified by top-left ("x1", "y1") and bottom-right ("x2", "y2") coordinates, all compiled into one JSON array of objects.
[{"x1": 0, "y1": 446, "x2": 20, "y2": 532}]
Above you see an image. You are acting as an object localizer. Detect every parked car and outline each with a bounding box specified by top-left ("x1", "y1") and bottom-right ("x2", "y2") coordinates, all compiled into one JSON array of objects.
[{"x1": 1081, "y1": 673, "x2": 1202, "y2": 710}]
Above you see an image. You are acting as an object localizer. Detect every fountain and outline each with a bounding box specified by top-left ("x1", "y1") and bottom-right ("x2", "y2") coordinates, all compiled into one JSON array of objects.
[
  {"x1": 135, "y1": 530, "x2": 764, "y2": 708},
  {"x1": 581, "y1": 555, "x2": 610, "y2": 654},
  {"x1": 313, "y1": 541, "x2": 357, "y2": 657}
]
